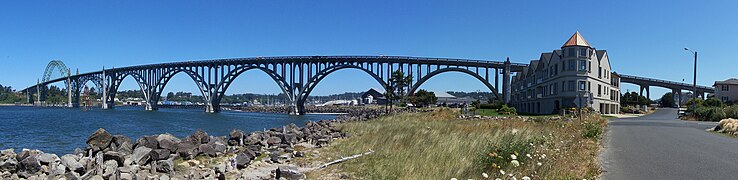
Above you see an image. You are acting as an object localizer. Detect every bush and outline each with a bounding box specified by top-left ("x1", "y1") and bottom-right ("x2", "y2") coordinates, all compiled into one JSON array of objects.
[
  {"x1": 479, "y1": 101, "x2": 504, "y2": 110},
  {"x1": 480, "y1": 135, "x2": 540, "y2": 170},
  {"x1": 725, "y1": 105, "x2": 738, "y2": 119},
  {"x1": 582, "y1": 121, "x2": 602, "y2": 139},
  {"x1": 694, "y1": 106, "x2": 726, "y2": 121},
  {"x1": 498, "y1": 105, "x2": 517, "y2": 115},
  {"x1": 704, "y1": 98, "x2": 724, "y2": 107}
]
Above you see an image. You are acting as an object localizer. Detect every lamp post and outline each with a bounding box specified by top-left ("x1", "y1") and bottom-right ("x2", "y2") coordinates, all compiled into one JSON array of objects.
[{"x1": 684, "y1": 47, "x2": 697, "y2": 111}]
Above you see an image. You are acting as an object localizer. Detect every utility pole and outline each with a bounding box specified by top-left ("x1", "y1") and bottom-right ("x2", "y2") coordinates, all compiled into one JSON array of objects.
[{"x1": 684, "y1": 48, "x2": 698, "y2": 111}]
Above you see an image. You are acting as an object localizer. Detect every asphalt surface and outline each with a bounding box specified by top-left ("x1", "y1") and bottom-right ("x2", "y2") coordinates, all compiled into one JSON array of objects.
[{"x1": 600, "y1": 108, "x2": 738, "y2": 179}]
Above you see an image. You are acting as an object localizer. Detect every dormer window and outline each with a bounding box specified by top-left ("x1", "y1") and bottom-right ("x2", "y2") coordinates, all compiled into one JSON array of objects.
[
  {"x1": 567, "y1": 48, "x2": 576, "y2": 57},
  {"x1": 579, "y1": 48, "x2": 588, "y2": 57}
]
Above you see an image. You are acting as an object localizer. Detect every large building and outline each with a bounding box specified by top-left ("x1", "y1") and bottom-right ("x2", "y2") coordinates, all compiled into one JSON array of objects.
[
  {"x1": 510, "y1": 32, "x2": 620, "y2": 114},
  {"x1": 713, "y1": 78, "x2": 738, "y2": 103}
]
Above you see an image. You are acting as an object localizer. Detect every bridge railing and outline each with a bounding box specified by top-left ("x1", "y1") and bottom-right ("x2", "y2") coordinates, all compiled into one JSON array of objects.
[{"x1": 619, "y1": 74, "x2": 713, "y2": 90}]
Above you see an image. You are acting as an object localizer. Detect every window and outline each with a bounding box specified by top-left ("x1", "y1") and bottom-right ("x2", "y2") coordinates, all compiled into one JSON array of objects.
[
  {"x1": 568, "y1": 80, "x2": 576, "y2": 92},
  {"x1": 598, "y1": 84, "x2": 602, "y2": 97},
  {"x1": 568, "y1": 60, "x2": 577, "y2": 71},
  {"x1": 723, "y1": 97, "x2": 729, "y2": 102},
  {"x1": 567, "y1": 48, "x2": 576, "y2": 57},
  {"x1": 553, "y1": 84, "x2": 558, "y2": 94},
  {"x1": 598, "y1": 67, "x2": 602, "y2": 78},
  {"x1": 579, "y1": 60, "x2": 587, "y2": 71},
  {"x1": 723, "y1": 85, "x2": 729, "y2": 91},
  {"x1": 562, "y1": 61, "x2": 566, "y2": 71},
  {"x1": 549, "y1": 84, "x2": 554, "y2": 95},
  {"x1": 579, "y1": 48, "x2": 587, "y2": 57},
  {"x1": 554, "y1": 65, "x2": 559, "y2": 75},
  {"x1": 562, "y1": 81, "x2": 566, "y2": 92},
  {"x1": 579, "y1": 81, "x2": 586, "y2": 91}
]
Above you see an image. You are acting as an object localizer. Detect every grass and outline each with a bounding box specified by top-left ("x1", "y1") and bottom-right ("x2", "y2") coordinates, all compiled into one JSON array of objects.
[{"x1": 300, "y1": 109, "x2": 606, "y2": 179}]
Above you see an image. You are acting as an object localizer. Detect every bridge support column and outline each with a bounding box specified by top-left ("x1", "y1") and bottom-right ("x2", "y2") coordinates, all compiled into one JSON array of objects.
[
  {"x1": 639, "y1": 85, "x2": 650, "y2": 99},
  {"x1": 672, "y1": 89, "x2": 681, "y2": 107},
  {"x1": 205, "y1": 103, "x2": 220, "y2": 113},
  {"x1": 502, "y1": 58, "x2": 511, "y2": 104}
]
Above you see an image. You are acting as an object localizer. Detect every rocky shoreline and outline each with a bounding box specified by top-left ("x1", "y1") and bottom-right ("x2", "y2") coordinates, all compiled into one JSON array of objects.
[{"x1": 0, "y1": 107, "x2": 420, "y2": 180}]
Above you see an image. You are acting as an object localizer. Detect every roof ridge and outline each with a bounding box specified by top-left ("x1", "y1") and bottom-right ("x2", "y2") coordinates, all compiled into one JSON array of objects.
[{"x1": 562, "y1": 31, "x2": 591, "y2": 47}]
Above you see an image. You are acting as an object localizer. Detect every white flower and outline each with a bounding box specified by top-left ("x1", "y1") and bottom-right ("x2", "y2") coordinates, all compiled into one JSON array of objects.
[
  {"x1": 500, "y1": 170, "x2": 506, "y2": 175},
  {"x1": 512, "y1": 129, "x2": 519, "y2": 134},
  {"x1": 451, "y1": 178, "x2": 457, "y2": 180},
  {"x1": 482, "y1": 173, "x2": 489, "y2": 178},
  {"x1": 511, "y1": 154, "x2": 517, "y2": 160},
  {"x1": 522, "y1": 176, "x2": 531, "y2": 180},
  {"x1": 541, "y1": 154, "x2": 547, "y2": 159},
  {"x1": 495, "y1": 178, "x2": 502, "y2": 180},
  {"x1": 526, "y1": 154, "x2": 531, "y2": 158},
  {"x1": 536, "y1": 162, "x2": 542, "y2": 166},
  {"x1": 511, "y1": 160, "x2": 520, "y2": 167}
]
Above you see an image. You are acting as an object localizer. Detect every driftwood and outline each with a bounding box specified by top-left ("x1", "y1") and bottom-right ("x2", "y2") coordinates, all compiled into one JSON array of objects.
[{"x1": 315, "y1": 149, "x2": 374, "y2": 169}]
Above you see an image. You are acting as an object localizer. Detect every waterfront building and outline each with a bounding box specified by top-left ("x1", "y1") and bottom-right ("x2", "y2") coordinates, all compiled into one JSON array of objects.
[
  {"x1": 510, "y1": 32, "x2": 620, "y2": 114},
  {"x1": 361, "y1": 88, "x2": 387, "y2": 105},
  {"x1": 433, "y1": 91, "x2": 476, "y2": 106},
  {"x1": 713, "y1": 78, "x2": 738, "y2": 103}
]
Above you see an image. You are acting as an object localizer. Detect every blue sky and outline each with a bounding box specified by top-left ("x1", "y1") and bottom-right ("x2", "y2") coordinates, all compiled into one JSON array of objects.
[{"x1": 1, "y1": 1, "x2": 736, "y2": 99}]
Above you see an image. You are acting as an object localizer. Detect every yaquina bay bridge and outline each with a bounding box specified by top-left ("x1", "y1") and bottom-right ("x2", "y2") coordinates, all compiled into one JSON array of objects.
[{"x1": 22, "y1": 56, "x2": 714, "y2": 115}]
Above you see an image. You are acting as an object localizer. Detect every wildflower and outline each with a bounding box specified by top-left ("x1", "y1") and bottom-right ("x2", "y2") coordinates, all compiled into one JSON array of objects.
[
  {"x1": 451, "y1": 178, "x2": 457, "y2": 180},
  {"x1": 526, "y1": 154, "x2": 531, "y2": 159},
  {"x1": 500, "y1": 170, "x2": 506, "y2": 175},
  {"x1": 536, "y1": 162, "x2": 542, "y2": 166},
  {"x1": 510, "y1": 154, "x2": 517, "y2": 160},
  {"x1": 511, "y1": 160, "x2": 520, "y2": 167},
  {"x1": 541, "y1": 154, "x2": 547, "y2": 159},
  {"x1": 482, "y1": 173, "x2": 489, "y2": 178},
  {"x1": 512, "y1": 129, "x2": 519, "y2": 134},
  {"x1": 522, "y1": 176, "x2": 531, "y2": 180}
]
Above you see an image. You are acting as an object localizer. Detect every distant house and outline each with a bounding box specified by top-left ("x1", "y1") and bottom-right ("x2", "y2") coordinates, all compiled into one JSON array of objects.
[
  {"x1": 714, "y1": 78, "x2": 738, "y2": 103},
  {"x1": 434, "y1": 91, "x2": 476, "y2": 106},
  {"x1": 361, "y1": 88, "x2": 387, "y2": 105}
]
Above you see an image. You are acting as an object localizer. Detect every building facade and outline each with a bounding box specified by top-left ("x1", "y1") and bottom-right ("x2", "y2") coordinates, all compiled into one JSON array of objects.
[
  {"x1": 713, "y1": 78, "x2": 738, "y2": 103},
  {"x1": 510, "y1": 32, "x2": 620, "y2": 114}
]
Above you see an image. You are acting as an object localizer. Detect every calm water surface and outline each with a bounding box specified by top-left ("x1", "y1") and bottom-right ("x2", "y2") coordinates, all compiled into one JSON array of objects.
[{"x1": 0, "y1": 106, "x2": 336, "y2": 155}]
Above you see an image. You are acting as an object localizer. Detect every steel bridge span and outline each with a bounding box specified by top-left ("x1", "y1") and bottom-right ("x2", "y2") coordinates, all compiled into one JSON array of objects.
[{"x1": 23, "y1": 56, "x2": 527, "y2": 115}]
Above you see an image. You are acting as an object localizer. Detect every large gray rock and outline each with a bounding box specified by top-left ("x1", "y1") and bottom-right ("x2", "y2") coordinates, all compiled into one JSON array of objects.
[
  {"x1": 235, "y1": 152, "x2": 254, "y2": 169},
  {"x1": 157, "y1": 133, "x2": 181, "y2": 143},
  {"x1": 60, "y1": 154, "x2": 84, "y2": 173},
  {"x1": 266, "y1": 136, "x2": 282, "y2": 146},
  {"x1": 199, "y1": 144, "x2": 217, "y2": 157},
  {"x1": 175, "y1": 141, "x2": 198, "y2": 160},
  {"x1": 16, "y1": 149, "x2": 39, "y2": 162},
  {"x1": 0, "y1": 157, "x2": 18, "y2": 172},
  {"x1": 117, "y1": 141, "x2": 133, "y2": 155},
  {"x1": 112, "y1": 135, "x2": 132, "y2": 147},
  {"x1": 102, "y1": 160, "x2": 118, "y2": 178},
  {"x1": 103, "y1": 151, "x2": 126, "y2": 166},
  {"x1": 135, "y1": 136, "x2": 159, "y2": 149},
  {"x1": 188, "y1": 129, "x2": 210, "y2": 144},
  {"x1": 64, "y1": 171, "x2": 81, "y2": 180},
  {"x1": 158, "y1": 139, "x2": 176, "y2": 152},
  {"x1": 0, "y1": 148, "x2": 14, "y2": 157},
  {"x1": 276, "y1": 165, "x2": 305, "y2": 180},
  {"x1": 86, "y1": 128, "x2": 114, "y2": 152},
  {"x1": 18, "y1": 156, "x2": 41, "y2": 176},
  {"x1": 155, "y1": 159, "x2": 174, "y2": 173},
  {"x1": 37, "y1": 153, "x2": 59, "y2": 165},
  {"x1": 49, "y1": 164, "x2": 66, "y2": 176},
  {"x1": 131, "y1": 146, "x2": 152, "y2": 165},
  {"x1": 149, "y1": 149, "x2": 170, "y2": 161},
  {"x1": 228, "y1": 129, "x2": 245, "y2": 146}
]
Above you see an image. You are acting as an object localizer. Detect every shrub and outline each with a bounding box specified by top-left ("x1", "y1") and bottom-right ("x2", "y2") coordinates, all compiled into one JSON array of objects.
[
  {"x1": 704, "y1": 98, "x2": 724, "y2": 107},
  {"x1": 725, "y1": 105, "x2": 738, "y2": 119},
  {"x1": 480, "y1": 135, "x2": 540, "y2": 170},
  {"x1": 498, "y1": 105, "x2": 517, "y2": 115},
  {"x1": 694, "y1": 106, "x2": 726, "y2": 121},
  {"x1": 582, "y1": 121, "x2": 602, "y2": 139}
]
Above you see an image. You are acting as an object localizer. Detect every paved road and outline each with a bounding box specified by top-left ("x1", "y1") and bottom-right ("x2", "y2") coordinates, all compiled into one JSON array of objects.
[{"x1": 601, "y1": 108, "x2": 738, "y2": 179}]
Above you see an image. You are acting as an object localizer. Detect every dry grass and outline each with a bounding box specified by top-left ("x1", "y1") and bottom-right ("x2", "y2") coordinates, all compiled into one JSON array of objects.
[{"x1": 300, "y1": 109, "x2": 606, "y2": 179}]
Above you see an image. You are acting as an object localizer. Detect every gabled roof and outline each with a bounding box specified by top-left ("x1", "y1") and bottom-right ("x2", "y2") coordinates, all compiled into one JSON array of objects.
[
  {"x1": 540, "y1": 53, "x2": 553, "y2": 64},
  {"x1": 433, "y1": 91, "x2": 456, "y2": 98},
  {"x1": 715, "y1": 78, "x2": 738, "y2": 86},
  {"x1": 527, "y1": 60, "x2": 539, "y2": 76},
  {"x1": 562, "y1": 31, "x2": 591, "y2": 48}
]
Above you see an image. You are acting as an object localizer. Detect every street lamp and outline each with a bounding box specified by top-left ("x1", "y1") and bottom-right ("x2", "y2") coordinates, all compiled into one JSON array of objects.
[{"x1": 684, "y1": 47, "x2": 698, "y2": 111}]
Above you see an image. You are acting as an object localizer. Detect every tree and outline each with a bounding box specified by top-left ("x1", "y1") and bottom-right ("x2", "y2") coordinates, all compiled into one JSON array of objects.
[
  {"x1": 621, "y1": 92, "x2": 652, "y2": 107},
  {"x1": 408, "y1": 89, "x2": 437, "y2": 107},
  {"x1": 166, "y1": 92, "x2": 175, "y2": 100},
  {"x1": 386, "y1": 70, "x2": 412, "y2": 110},
  {"x1": 659, "y1": 92, "x2": 675, "y2": 108}
]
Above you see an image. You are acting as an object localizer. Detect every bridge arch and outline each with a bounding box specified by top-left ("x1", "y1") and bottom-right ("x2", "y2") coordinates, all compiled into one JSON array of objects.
[
  {"x1": 153, "y1": 68, "x2": 212, "y2": 110},
  {"x1": 409, "y1": 67, "x2": 500, "y2": 99},
  {"x1": 42, "y1": 60, "x2": 70, "y2": 83},
  {"x1": 295, "y1": 64, "x2": 390, "y2": 112},
  {"x1": 212, "y1": 66, "x2": 292, "y2": 112}
]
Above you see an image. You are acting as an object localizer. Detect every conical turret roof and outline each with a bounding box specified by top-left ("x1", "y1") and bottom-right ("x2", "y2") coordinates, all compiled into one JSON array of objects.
[{"x1": 562, "y1": 31, "x2": 591, "y2": 47}]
